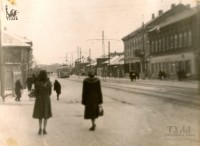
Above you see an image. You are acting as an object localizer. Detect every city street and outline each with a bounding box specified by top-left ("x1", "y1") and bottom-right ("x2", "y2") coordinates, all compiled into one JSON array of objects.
[{"x1": 0, "y1": 76, "x2": 199, "y2": 146}]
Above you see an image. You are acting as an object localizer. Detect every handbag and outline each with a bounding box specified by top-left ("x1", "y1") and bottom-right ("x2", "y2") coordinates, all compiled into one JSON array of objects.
[{"x1": 98, "y1": 105, "x2": 104, "y2": 116}]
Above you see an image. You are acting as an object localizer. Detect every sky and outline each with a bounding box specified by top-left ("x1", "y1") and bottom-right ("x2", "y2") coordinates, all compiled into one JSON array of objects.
[{"x1": 1, "y1": 0, "x2": 197, "y2": 64}]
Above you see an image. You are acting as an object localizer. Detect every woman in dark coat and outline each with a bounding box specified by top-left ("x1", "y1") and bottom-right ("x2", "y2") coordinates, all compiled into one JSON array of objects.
[
  {"x1": 15, "y1": 79, "x2": 23, "y2": 101},
  {"x1": 54, "y1": 80, "x2": 61, "y2": 100},
  {"x1": 33, "y1": 70, "x2": 52, "y2": 135},
  {"x1": 82, "y1": 70, "x2": 103, "y2": 131}
]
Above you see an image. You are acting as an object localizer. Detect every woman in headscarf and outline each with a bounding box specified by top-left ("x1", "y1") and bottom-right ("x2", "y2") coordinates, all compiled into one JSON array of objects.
[
  {"x1": 54, "y1": 80, "x2": 61, "y2": 100},
  {"x1": 33, "y1": 70, "x2": 52, "y2": 135},
  {"x1": 82, "y1": 70, "x2": 103, "y2": 131}
]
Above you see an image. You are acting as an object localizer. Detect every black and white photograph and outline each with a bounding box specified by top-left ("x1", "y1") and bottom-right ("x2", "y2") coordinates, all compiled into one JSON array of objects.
[{"x1": 0, "y1": 0, "x2": 200, "y2": 146}]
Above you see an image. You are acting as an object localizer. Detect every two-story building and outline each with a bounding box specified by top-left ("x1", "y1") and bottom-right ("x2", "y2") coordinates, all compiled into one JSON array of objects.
[
  {"x1": 122, "y1": 3, "x2": 191, "y2": 78},
  {"x1": 148, "y1": 6, "x2": 200, "y2": 79}
]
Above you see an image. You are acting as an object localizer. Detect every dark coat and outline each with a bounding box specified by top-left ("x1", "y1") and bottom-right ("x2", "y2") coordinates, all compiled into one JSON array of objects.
[
  {"x1": 26, "y1": 77, "x2": 33, "y2": 90},
  {"x1": 82, "y1": 77, "x2": 103, "y2": 119},
  {"x1": 33, "y1": 81, "x2": 52, "y2": 119},
  {"x1": 54, "y1": 80, "x2": 61, "y2": 94},
  {"x1": 15, "y1": 80, "x2": 23, "y2": 97}
]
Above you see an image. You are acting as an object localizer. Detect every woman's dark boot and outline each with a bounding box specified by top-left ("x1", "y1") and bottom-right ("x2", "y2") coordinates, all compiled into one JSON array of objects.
[
  {"x1": 38, "y1": 128, "x2": 42, "y2": 135},
  {"x1": 89, "y1": 124, "x2": 96, "y2": 131},
  {"x1": 43, "y1": 129, "x2": 47, "y2": 135}
]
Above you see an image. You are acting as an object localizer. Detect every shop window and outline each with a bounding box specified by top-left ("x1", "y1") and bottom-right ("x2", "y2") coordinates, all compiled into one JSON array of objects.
[
  {"x1": 151, "y1": 63, "x2": 154, "y2": 74},
  {"x1": 179, "y1": 33, "x2": 183, "y2": 48},
  {"x1": 158, "y1": 63, "x2": 161, "y2": 72},
  {"x1": 171, "y1": 62, "x2": 175, "y2": 73},
  {"x1": 185, "y1": 60, "x2": 191, "y2": 73}
]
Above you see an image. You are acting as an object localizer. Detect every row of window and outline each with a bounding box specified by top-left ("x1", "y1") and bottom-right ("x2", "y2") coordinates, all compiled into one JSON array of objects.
[
  {"x1": 151, "y1": 30, "x2": 192, "y2": 53},
  {"x1": 4, "y1": 52, "x2": 21, "y2": 63},
  {"x1": 124, "y1": 34, "x2": 148, "y2": 59},
  {"x1": 151, "y1": 60, "x2": 191, "y2": 74}
]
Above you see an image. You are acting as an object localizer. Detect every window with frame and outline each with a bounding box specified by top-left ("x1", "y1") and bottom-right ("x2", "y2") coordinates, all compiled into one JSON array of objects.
[
  {"x1": 151, "y1": 63, "x2": 154, "y2": 74},
  {"x1": 162, "y1": 38, "x2": 165, "y2": 52},
  {"x1": 174, "y1": 34, "x2": 178, "y2": 49},
  {"x1": 151, "y1": 41, "x2": 154, "y2": 54},
  {"x1": 170, "y1": 35, "x2": 174, "y2": 49},
  {"x1": 179, "y1": 33, "x2": 183, "y2": 48},
  {"x1": 188, "y1": 30, "x2": 192, "y2": 47},
  {"x1": 183, "y1": 32, "x2": 188, "y2": 47},
  {"x1": 185, "y1": 60, "x2": 191, "y2": 73},
  {"x1": 166, "y1": 36, "x2": 169, "y2": 50},
  {"x1": 158, "y1": 39, "x2": 161, "y2": 52}
]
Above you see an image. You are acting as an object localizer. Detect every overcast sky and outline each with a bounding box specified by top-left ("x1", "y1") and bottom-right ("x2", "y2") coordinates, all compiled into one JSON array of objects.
[{"x1": 1, "y1": 0, "x2": 196, "y2": 64}]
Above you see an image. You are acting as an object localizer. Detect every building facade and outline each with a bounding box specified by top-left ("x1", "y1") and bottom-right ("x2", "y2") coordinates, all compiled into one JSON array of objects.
[
  {"x1": 2, "y1": 31, "x2": 33, "y2": 91},
  {"x1": 149, "y1": 6, "x2": 200, "y2": 79},
  {"x1": 122, "y1": 3, "x2": 191, "y2": 78}
]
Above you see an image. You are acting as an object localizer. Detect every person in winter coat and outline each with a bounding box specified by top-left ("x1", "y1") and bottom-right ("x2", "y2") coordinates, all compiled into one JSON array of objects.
[
  {"x1": 82, "y1": 70, "x2": 103, "y2": 131},
  {"x1": 129, "y1": 71, "x2": 136, "y2": 82},
  {"x1": 26, "y1": 75, "x2": 33, "y2": 91},
  {"x1": 15, "y1": 79, "x2": 23, "y2": 101},
  {"x1": 54, "y1": 80, "x2": 61, "y2": 100},
  {"x1": 33, "y1": 70, "x2": 52, "y2": 135}
]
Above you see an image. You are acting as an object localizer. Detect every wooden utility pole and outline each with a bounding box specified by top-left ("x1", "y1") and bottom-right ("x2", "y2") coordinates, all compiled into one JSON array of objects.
[
  {"x1": 89, "y1": 48, "x2": 91, "y2": 68},
  {"x1": 71, "y1": 53, "x2": 73, "y2": 68},
  {"x1": 66, "y1": 53, "x2": 68, "y2": 65},
  {"x1": 0, "y1": 9, "x2": 4, "y2": 101},
  {"x1": 197, "y1": 1, "x2": 200, "y2": 94},
  {"x1": 102, "y1": 31, "x2": 105, "y2": 57},
  {"x1": 108, "y1": 41, "x2": 110, "y2": 77}
]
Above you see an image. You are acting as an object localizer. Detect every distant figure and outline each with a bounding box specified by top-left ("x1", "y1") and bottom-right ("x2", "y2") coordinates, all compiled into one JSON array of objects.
[
  {"x1": 54, "y1": 80, "x2": 61, "y2": 100},
  {"x1": 26, "y1": 75, "x2": 33, "y2": 91},
  {"x1": 15, "y1": 79, "x2": 23, "y2": 101},
  {"x1": 82, "y1": 70, "x2": 103, "y2": 131},
  {"x1": 33, "y1": 70, "x2": 52, "y2": 135},
  {"x1": 159, "y1": 71, "x2": 167, "y2": 80},
  {"x1": 129, "y1": 71, "x2": 136, "y2": 82}
]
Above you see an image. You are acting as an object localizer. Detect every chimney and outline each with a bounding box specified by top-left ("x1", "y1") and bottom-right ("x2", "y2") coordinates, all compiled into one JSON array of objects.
[
  {"x1": 152, "y1": 13, "x2": 155, "y2": 19},
  {"x1": 158, "y1": 10, "x2": 163, "y2": 16},
  {"x1": 171, "y1": 3, "x2": 176, "y2": 9}
]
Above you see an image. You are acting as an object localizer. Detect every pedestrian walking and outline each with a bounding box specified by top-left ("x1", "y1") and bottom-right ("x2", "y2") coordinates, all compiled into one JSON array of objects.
[
  {"x1": 33, "y1": 70, "x2": 52, "y2": 135},
  {"x1": 129, "y1": 71, "x2": 136, "y2": 82},
  {"x1": 82, "y1": 70, "x2": 103, "y2": 131},
  {"x1": 15, "y1": 79, "x2": 23, "y2": 101},
  {"x1": 26, "y1": 75, "x2": 33, "y2": 91},
  {"x1": 54, "y1": 80, "x2": 61, "y2": 100}
]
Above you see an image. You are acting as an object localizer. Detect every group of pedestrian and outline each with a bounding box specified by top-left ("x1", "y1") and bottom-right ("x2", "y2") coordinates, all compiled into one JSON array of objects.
[
  {"x1": 177, "y1": 69, "x2": 187, "y2": 81},
  {"x1": 26, "y1": 74, "x2": 38, "y2": 92},
  {"x1": 158, "y1": 71, "x2": 167, "y2": 80},
  {"x1": 31, "y1": 69, "x2": 102, "y2": 135}
]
